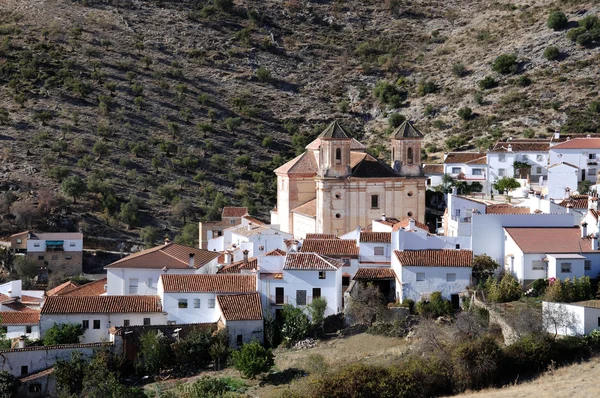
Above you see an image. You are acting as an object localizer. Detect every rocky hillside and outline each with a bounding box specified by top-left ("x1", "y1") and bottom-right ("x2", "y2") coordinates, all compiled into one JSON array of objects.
[{"x1": 0, "y1": 0, "x2": 598, "y2": 242}]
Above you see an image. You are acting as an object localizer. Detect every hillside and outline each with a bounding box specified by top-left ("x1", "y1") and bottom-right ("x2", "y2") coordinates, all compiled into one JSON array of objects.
[{"x1": 0, "y1": 0, "x2": 598, "y2": 242}]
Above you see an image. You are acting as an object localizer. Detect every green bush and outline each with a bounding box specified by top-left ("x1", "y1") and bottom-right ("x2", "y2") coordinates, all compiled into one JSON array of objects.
[
  {"x1": 417, "y1": 80, "x2": 438, "y2": 96},
  {"x1": 416, "y1": 292, "x2": 453, "y2": 318},
  {"x1": 544, "y1": 46, "x2": 560, "y2": 60},
  {"x1": 515, "y1": 75, "x2": 532, "y2": 87},
  {"x1": 43, "y1": 323, "x2": 84, "y2": 346},
  {"x1": 281, "y1": 305, "x2": 310, "y2": 344},
  {"x1": 547, "y1": 11, "x2": 568, "y2": 30},
  {"x1": 453, "y1": 336, "x2": 502, "y2": 390},
  {"x1": 484, "y1": 273, "x2": 522, "y2": 303},
  {"x1": 230, "y1": 340, "x2": 274, "y2": 379},
  {"x1": 388, "y1": 113, "x2": 406, "y2": 128},
  {"x1": 479, "y1": 76, "x2": 497, "y2": 90},
  {"x1": 183, "y1": 377, "x2": 246, "y2": 397},
  {"x1": 457, "y1": 107, "x2": 473, "y2": 120},
  {"x1": 138, "y1": 331, "x2": 173, "y2": 375},
  {"x1": 373, "y1": 80, "x2": 406, "y2": 108},
  {"x1": 492, "y1": 54, "x2": 517, "y2": 74},
  {"x1": 452, "y1": 63, "x2": 466, "y2": 77},
  {"x1": 543, "y1": 276, "x2": 593, "y2": 302},
  {"x1": 0, "y1": 371, "x2": 20, "y2": 398}
]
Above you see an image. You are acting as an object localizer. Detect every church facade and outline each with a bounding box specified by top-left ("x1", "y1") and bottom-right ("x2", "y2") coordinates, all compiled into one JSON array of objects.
[{"x1": 271, "y1": 121, "x2": 427, "y2": 238}]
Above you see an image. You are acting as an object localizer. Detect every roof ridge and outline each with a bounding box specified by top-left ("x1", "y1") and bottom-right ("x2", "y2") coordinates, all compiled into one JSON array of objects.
[{"x1": 109, "y1": 243, "x2": 171, "y2": 265}]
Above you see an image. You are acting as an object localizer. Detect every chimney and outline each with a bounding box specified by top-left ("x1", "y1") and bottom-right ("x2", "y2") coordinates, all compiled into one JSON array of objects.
[
  {"x1": 507, "y1": 144, "x2": 513, "y2": 152},
  {"x1": 567, "y1": 136, "x2": 571, "y2": 141},
  {"x1": 381, "y1": 214, "x2": 386, "y2": 222},
  {"x1": 554, "y1": 130, "x2": 560, "y2": 140},
  {"x1": 581, "y1": 222, "x2": 588, "y2": 238},
  {"x1": 587, "y1": 134, "x2": 592, "y2": 138},
  {"x1": 565, "y1": 187, "x2": 571, "y2": 200},
  {"x1": 188, "y1": 253, "x2": 195, "y2": 268},
  {"x1": 164, "y1": 237, "x2": 170, "y2": 245},
  {"x1": 592, "y1": 234, "x2": 599, "y2": 251},
  {"x1": 247, "y1": 222, "x2": 253, "y2": 231},
  {"x1": 18, "y1": 336, "x2": 25, "y2": 349},
  {"x1": 408, "y1": 218, "x2": 416, "y2": 231},
  {"x1": 566, "y1": 203, "x2": 573, "y2": 214},
  {"x1": 356, "y1": 225, "x2": 361, "y2": 247},
  {"x1": 243, "y1": 249, "x2": 249, "y2": 264}
]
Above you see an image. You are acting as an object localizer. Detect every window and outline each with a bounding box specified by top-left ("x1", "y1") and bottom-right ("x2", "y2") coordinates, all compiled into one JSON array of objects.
[
  {"x1": 589, "y1": 169, "x2": 597, "y2": 177},
  {"x1": 52, "y1": 254, "x2": 58, "y2": 260},
  {"x1": 318, "y1": 271, "x2": 326, "y2": 279},
  {"x1": 374, "y1": 247, "x2": 385, "y2": 256},
  {"x1": 342, "y1": 276, "x2": 350, "y2": 286},
  {"x1": 537, "y1": 155, "x2": 543, "y2": 161},
  {"x1": 16, "y1": 239, "x2": 22, "y2": 244},
  {"x1": 335, "y1": 148, "x2": 342, "y2": 164},
  {"x1": 598, "y1": 317, "x2": 600, "y2": 327},
  {"x1": 341, "y1": 258, "x2": 351, "y2": 267},
  {"x1": 194, "y1": 298, "x2": 201, "y2": 308},
  {"x1": 65, "y1": 255, "x2": 72, "y2": 260},
  {"x1": 472, "y1": 168, "x2": 482, "y2": 175},
  {"x1": 124, "y1": 319, "x2": 130, "y2": 327},
  {"x1": 178, "y1": 299, "x2": 188, "y2": 308},
  {"x1": 143, "y1": 318, "x2": 151, "y2": 326},
  {"x1": 499, "y1": 154, "x2": 506, "y2": 162},
  {"x1": 147, "y1": 278, "x2": 153, "y2": 287},
  {"x1": 208, "y1": 299, "x2": 215, "y2": 308},
  {"x1": 532, "y1": 261, "x2": 545, "y2": 271},
  {"x1": 498, "y1": 168, "x2": 506, "y2": 177},
  {"x1": 590, "y1": 153, "x2": 597, "y2": 160},
  {"x1": 82, "y1": 320, "x2": 89, "y2": 329},
  {"x1": 93, "y1": 320, "x2": 100, "y2": 329},
  {"x1": 407, "y1": 147, "x2": 414, "y2": 164},
  {"x1": 416, "y1": 272, "x2": 425, "y2": 282},
  {"x1": 452, "y1": 167, "x2": 461, "y2": 174},
  {"x1": 561, "y1": 263, "x2": 572, "y2": 273},
  {"x1": 237, "y1": 334, "x2": 243, "y2": 347},
  {"x1": 230, "y1": 219, "x2": 236, "y2": 225},
  {"x1": 296, "y1": 290, "x2": 307, "y2": 306},
  {"x1": 313, "y1": 288, "x2": 321, "y2": 299},
  {"x1": 129, "y1": 279, "x2": 138, "y2": 295},
  {"x1": 585, "y1": 260, "x2": 591, "y2": 271},
  {"x1": 38, "y1": 255, "x2": 44, "y2": 260},
  {"x1": 70, "y1": 242, "x2": 76, "y2": 247},
  {"x1": 455, "y1": 244, "x2": 461, "y2": 249},
  {"x1": 371, "y1": 194, "x2": 379, "y2": 209},
  {"x1": 26, "y1": 326, "x2": 32, "y2": 334},
  {"x1": 536, "y1": 167, "x2": 542, "y2": 174},
  {"x1": 21, "y1": 366, "x2": 28, "y2": 376},
  {"x1": 275, "y1": 287, "x2": 284, "y2": 304},
  {"x1": 446, "y1": 273, "x2": 456, "y2": 282},
  {"x1": 34, "y1": 243, "x2": 40, "y2": 247}
]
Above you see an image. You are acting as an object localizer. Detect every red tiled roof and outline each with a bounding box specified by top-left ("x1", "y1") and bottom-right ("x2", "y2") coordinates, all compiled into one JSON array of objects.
[
  {"x1": 292, "y1": 199, "x2": 317, "y2": 218},
  {"x1": 391, "y1": 218, "x2": 430, "y2": 232},
  {"x1": 1, "y1": 301, "x2": 38, "y2": 312},
  {"x1": 242, "y1": 215, "x2": 266, "y2": 225},
  {"x1": 0, "y1": 311, "x2": 40, "y2": 325},
  {"x1": 106, "y1": 242, "x2": 219, "y2": 269},
  {"x1": 485, "y1": 205, "x2": 530, "y2": 215},
  {"x1": 218, "y1": 258, "x2": 258, "y2": 274},
  {"x1": 359, "y1": 232, "x2": 391, "y2": 243},
  {"x1": 59, "y1": 278, "x2": 107, "y2": 296},
  {"x1": 492, "y1": 141, "x2": 549, "y2": 152},
  {"x1": 300, "y1": 239, "x2": 359, "y2": 258},
  {"x1": 41, "y1": 296, "x2": 162, "y2": 314},
  {"x1": 394, "y1": 250, "x2": 473, "y2": 267},
  {"x1": 274, "y1": 151, "x2": 318, "y2": 176},
  {"x1": 505, "y1": 227, "x2": 596, "y2": 253},
  {"x1": 217, "y1": 293, "x2": 263, "y2": 321},
  {"x1": 552, "y1": 138, "x2": 600, "y2": 149},
  {"x1": 160, "y1": 274, "x2": 256, "y2": 293},
  {"x1": 21, "y1": 295, "x2": 42, "y2": 305},
  {"x1": 284, "y1": 253, "x2": 343, "y2": 270},
  {"x1": 589, "y1": 209, "x2": 599, "y2": 221},
  {"x1": 0, "y1": 293, "x2": 11, "y2": 303},
  {"x1": 221, "y1": 207, "x2": 248, "y2": 218},
  {"x1": 558, "y1": 195, "x2": 588, "y2": 209},
  {"x1": 305, "y1": 234, "x2": 338, "y2": 240},
  {"x1": 47, "y1": 281, "x2": 78, "y2": 297},
  {"x1": 353, "y1": 268, "x2": 396, "y2": 280},
  {"x1": 444, "y1": 152, "x2": 486, "y2": 164},
  {"x1": 423, "y1": 164, "x2": 443, "y2": 174},
  {"x1": 265, "y1": 248, "x2": 286, "y2": 256}
]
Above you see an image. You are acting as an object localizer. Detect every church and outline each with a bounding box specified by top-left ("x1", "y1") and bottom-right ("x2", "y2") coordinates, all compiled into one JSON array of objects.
[{"x1": 270, "y1": 120, "x2": 427, "y2": 238}]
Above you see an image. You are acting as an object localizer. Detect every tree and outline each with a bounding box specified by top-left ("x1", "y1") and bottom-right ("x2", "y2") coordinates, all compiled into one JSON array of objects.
[
  {"x1": 0, "y1": 371, "x2": 20, "y2": 398},
  {"x1": 544, "y1": 277, "x2": 593, "y2": 303},
  {"x1": 231, "y1": 340, "x2": 274, "y2": 379},
  {"x1": 373, "y1": 80, "x2": 406, "y2": 108},
  {"x1": 119, "y1": 197, "x2": 141, "y2": 229},
  {"x1": 543, "y1": 302, "x2": 580, "y2": 339},
  {"x1": 416, "y1": 292, "x2": 453, "y2": 318},
  {"x1": 388, "y1": 113, "x2": 406, "y2": 128},
  {"x1": 472, "y1": 255, "x2": 499, "y2": 284},
  {"x1": 209, "y1": 328, "x2": 230, "y2": 371},
  {"x1": 138, "y1": 331, "x2": 173, "y2": 375},
  {"x1": 55, "y1": 351, "x2": 87, "y2": 396},
  {"x1": 172, "y1": 199, "x2": 194, "y2": 223},
  {"x1": 139, "y1": 226, "x2": 160, "y2": 248},
  {"x1": 172, "y1": 329, "x2": 212, "y2": 372},
  {"x1": 43, "y1": 323, "x2": 85, "y2": 345},
  {"x1": 345, "y1": 283, "x2": 391, "y2": 326},
  {"x1": 492, "y1": 54, "x2": 517, "y2": 74},
  {"x1": 457, "y1": 107, "x2": 473, "y2": 120},
  {"x1": 547, "y1": 11, "x2": 568, "y2": 30},
  {"x1": 307, "y1": 297, "x2": 328, "y2": 331},
  {"x1": 14, "y1": 256, "x2": 39, "y2": 280},
  {"x1": 485, "y1": 274, "x2": 522, "y2": 303},
  {"x1": 92, "y1": 140, "x2": 109, "y2": 159},
  {"x1": 493, "y1": 177, "x2": 520, "y2": 195},
  {"x1": 61, "y1": 175, "x2": 86, "y2": 203},
  {"x1": 174, "y1": 223, "x2": 199, "y2": 247}
]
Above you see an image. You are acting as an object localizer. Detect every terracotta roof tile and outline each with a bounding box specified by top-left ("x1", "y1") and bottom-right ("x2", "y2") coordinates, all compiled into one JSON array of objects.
[
  {"x1": 353, "y1": 268, "x2": 396, "y2": 280},
  {"x1": 47, "y1": 281, "x2": 78, "y2": 297},
  {"x1": 558, "y1": 195, "x2": 588, "y2": 209},
  {"x1": 552, "y1": 138, "x2": 600, "y2": 149},
  {"x1": 391, "y1": 217, "x2": 430, "y2": 232},
  {"x1": 218, "y1": 258, "x2": 258, "y2": 274},
  {"x1": 284, "y1": 253, "x2": 343, "y2": 270},
  {"x1": 265, "y1": 248, "x2": 286, "y2": 256},
  {"x1": 292, "y1": 199, "x2": 317, "y2": 218},
  {"x1": 505, "y1": 227, "x2": 596, "y2": 253},
  {"x1": 2, "y1": 302, "x2": 37, "y2": 312},
  {"x1": 274, "y1": 151, "x2": 318, "y2": 176},
  {"x1": 106, "y1": 243, "x2": 219, "y2": 270},
  {"x1": 242, "y1": 215, "x2": 266, "y2": 225},
  {"x1": 590, "y1": 209, "x2": 599, "y2": 221},
  {"x1": 360, "y1": 232, "x2": 391, "y2": 243},
  {"x1": 0, "y1": 311, "x2": 40, "y2": 325},
  {"x1": 492, "y1": 142, "x2": 549, "y2": 152},
  {"x1": 485, "y1": 205, "x2": 530, "y2": 215},
  {"x1": 423, "y1": 164, "x2": 443, "y2": 174},
  {"x1": 350, "y1": 152, "x2": 398, "y2": 178},
  {"x1": 41, "y1": 296, "x2": 162, "y2": 314},
  {"x1": 0, "y1": 293, "x2": 11, "y2": 303},
  {"x1": 221, "y1": 207, "x2": 248, "y2": 218},
  {"x1": 444, "y1": 152, "x2": 486, "y2": 164},
  {"x1": 160, "y1": 274, "x2": 256, "y2": 293},
  {"x1": 59, "y1": 278, "x2": 107, "y2": 296},
  {"x1": 305, "y1": 234, "x2": 338, "y2": 239},
  {"x1": 300, "y1": 239, "x2": 359, "y2": 258},
  {"x1": 21, "y1": 295, "x2": 43, "y2": 305},
  {"x1": 394, "y1": 249, "x2": 473, "y2": 267},
  {"x1": 217, "y1": 293, "x2": 263, "y2": 321},
  {"x1": 230, "y1": 224, "x2": 274, "y2": 237}
]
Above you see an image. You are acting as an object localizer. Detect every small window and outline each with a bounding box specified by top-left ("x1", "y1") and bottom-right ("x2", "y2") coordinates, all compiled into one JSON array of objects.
[
  {"x1": 374, "y1": 247, "x2": 385, "y2": 256},
  {"x1": 452, "y1": 167, "x2": 461, "y2": 174},
  {"x1": 498, "y1": 168, "x2": 506, "y2": 177},
  {"x1": 194, "y1": 298, "x2": 201, "y2": 308},
  {"x1": 416, "y1": 272, "x2": 425, "y2": 282},
  {"x1": 341, "y1": 258, "x2": 351, "y2": 267},
  {"x1": 407, "y1": 147, "x2": 414, "y2": 165},
  {"x1": 472, "y1": 168, "x2": 482, "y2": 175},
  {"x1": 38, "y1": 255, "x2": 44, "y2": 260},
  {"x1": 335, "y1": 148, "x2": 342, "y2": 164},
  {"x1": 589, "y1": 169, "x2": 596, "y2": 176},
  {"x1": 296, "y1": 290, "x2": 307, "y2": 306},
  {"x1": 499, "y1": 154, "x2": 506, "y2": 162},
  {"x1": 147, "y1": 278, "x2": 153, "y2": 287},
  {"x1": 70, "y1": 242, "x2": 76, "y2": 247},
  {"x1": 455, "y1": 244, "x2": 460, "y2": 249},
  {"x1": 536, "y1": 167, "x2": 542, "y2": 174},
  {"x1": 585, "y1": 260, "x2": 591, "y2": 271},
  {"x1": 16, "y1": 238, "x2": 22, "y2": 244},
  {"x1": 598, "y1": 317, "x2": 600, "y2": 327},
  {"x1": 129, "y1": 279, "x2": 139, "y2": 295},
  {"x1": 26, "y1": 326, "x2": 32, "y2": 334},
  {"x1": 561, "y1": 263, "x2": 572, "y2": 273},
  {"x1": 407, "y1": 211, "x2": 413, "y2": 217},
  {"x1": 536, "y1": 155, "x2": 543, "y2": 161},
  {"x1": 208, "y1": 299, "x2": 215, "y2": 309},
  {"x1": 371, "y1": 194, "x2": 379, "y2": 209},
  {"x1": 65, "y1": 255, "x2": 72, "y2": 260},
  {"x1": 237, "y1": 334, "x2": 243, "y2": 347},
  {"x1": 447, "y1": 273, "x2": 456, "y2": 282},
  {"x1": 335, "y1": 213, "x2": 341, "y2": 219},
  {"x1": 318, "y1": 271, "x2": 326, "y2": 279},
  {"x1": 21, "y1": 366, "x2": 28, "y2": 376},
  {"x1": 532, "y1": 261, "x2": 545, "y2": 271},
  {"x1": 93, "y1": 320, "x2": 100, "y2": 329},
  {"x1": 124, "y1": 319, "x2": 130, "y2": 327},
  {"x1": 230, "y1": 219, "x2": 236, "y2": 225},
  {"x1": 313, "y1": 288, "x2": 321, "y2": 299},
  {"x1": 82, "y1": 320, "x2": 89, "y2": 329},
  {"x1": 342, "y1": 276, "x2": 350, "y2": 286},
  {"x1": 178, "y1": 299, "x2": 188, "y2": 308},
  {"x1": 143, "y1": 318, "x2": 151, "y2": 326},
  {"x1": 407, "y1": 191, "x2": 413, "y2": 196},
  {"x1": 590, "y1": 153, "x2": 597, "y2": 160},
  {"x1": 34, "y1": 243, "x2": 40, "y2": 247}
]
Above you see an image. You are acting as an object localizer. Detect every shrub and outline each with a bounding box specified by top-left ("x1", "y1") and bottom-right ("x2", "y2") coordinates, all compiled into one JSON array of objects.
[
  {"x1": 544, "y1": 46, "x2": 560, "y2": 60},
  {"x1": 478, "y1": 76, "x2": 497, "y2": 90},
  {"x1": 453, "y1": 336, "x2": 502, "y2": 390},
  {"x1": 445, "y1": 135, "x2": 467, "y2": 150},
  {"x1": 485, "y1": 273, "x2": 522, "y2": 303},
  {"x1": 492, "y1": 54, "x2": 517, "y2": 74},
  {"x1": 281, "y1": 305, "x2": 310, "y2": 344},
  {"x1": 388, "y1": 113, "x2": 406, "y2": 128},
  {"x1": 417, "y1": 80, "x2": 438, "y2": 96},
  {"x1": 543, "y1": 276, "x2": 593, "y2": 303},
  {"x1": 172, "y1": 329, "x2": 213, "y2": 372},
  {"x1": 234, "y1": 154, "x2": 251, "y2": 167},
  {"x1": 0, "y1": 371, "x2": 21, "y2": 398},
  {"x1": 44, "y1": 323, "x2": 85, "y2": 345},
  {"x1": 589, "y1": 101, "x2": 600, "y2": 114},
  {"x1": 307, "y1": 297, "x2": 327, "y2": 333},
  {"x1": 452, "y1": 63, "x2": 466, "y2": 77},
  {"x1": 255, "y1": 66, "x2": 271, "y2": 83},
  {"x1": 515, "y1": 75, "x2": 532, "y2": 87},
  {"x1": 225, "y1": 117, "x2": 242, "y2": 132},
  {"x1": 373, "y1": 80, "x2": 406, "y2": 108},
  {"x1": 138, "y1": 331, "x2": 173, "y2": 375},
  {"x1": 547, "y1": 11, "x2": 568, "y2": 30},
  {"x1": 457, "y1": 107, "x2": 473, "y2": 120},
  {"x1": 183, "y1": 377, "x2": 247, "y2": 397},
  {"x1": 230, "y1": 340, "x2": 274, "y2": 379},
  {"x1": 261, "y1": 136, "x2": 273, "y2": 148},
  {"x1": 416, "y1": 291, "x2": 453, "y2": 318}
]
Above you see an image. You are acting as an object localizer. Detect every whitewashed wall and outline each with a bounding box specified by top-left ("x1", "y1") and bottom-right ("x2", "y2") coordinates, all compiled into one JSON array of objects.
[{"x1": 221, "y1": 319, "x2": 264, "y2": 349}]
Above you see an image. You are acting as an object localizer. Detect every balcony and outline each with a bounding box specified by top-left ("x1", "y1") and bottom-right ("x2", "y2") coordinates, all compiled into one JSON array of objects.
[
  {"x1": 450, "y1": 216, "x2": 472, "y2": 223},
  {"x1": 45, "y1": 241, "x2": 64, "y2": 252},
  {"x1": 269, "y1": 295, "x2": 316, "y2": 306}
]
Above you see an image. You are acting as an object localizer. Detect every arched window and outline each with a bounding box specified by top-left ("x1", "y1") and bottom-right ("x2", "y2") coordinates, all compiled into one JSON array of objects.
[
  {"x1": 407, "y1": 147, "x2": 414, "y2": 164},
  {"x1": 335, "y1": 148, "x2": 342, "y2": 164}
]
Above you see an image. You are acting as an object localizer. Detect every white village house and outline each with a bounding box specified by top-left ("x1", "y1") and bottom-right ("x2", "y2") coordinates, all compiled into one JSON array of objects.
[
  {"x1": 217, "y1": 292, "x2": 264, "y2": 348},
  {"x1": 543, "y1": 300, "x2": 600, "y2": 336}
]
